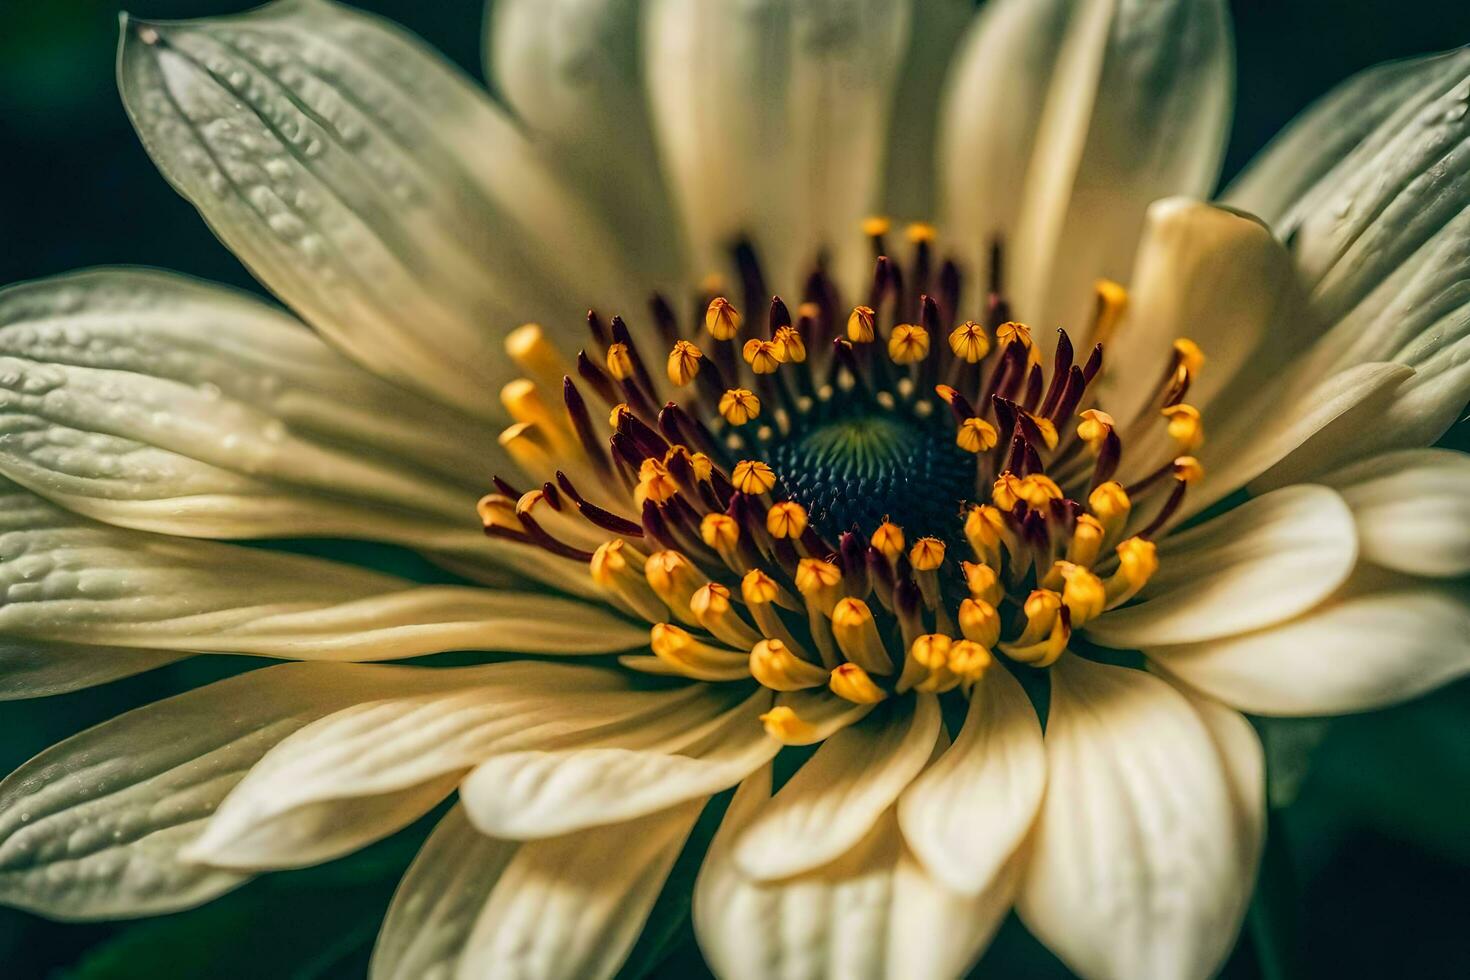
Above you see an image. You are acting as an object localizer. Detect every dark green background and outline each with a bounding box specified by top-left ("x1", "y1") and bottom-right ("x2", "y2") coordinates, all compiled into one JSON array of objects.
[{"x1": 2, "y1": 1, "x2": 1470, "y2": 977}]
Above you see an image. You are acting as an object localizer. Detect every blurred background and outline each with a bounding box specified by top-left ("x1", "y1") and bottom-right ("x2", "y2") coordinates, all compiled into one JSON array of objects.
[{"x1": 2, "y1": 0, "x2": 1469, "y2": 977}]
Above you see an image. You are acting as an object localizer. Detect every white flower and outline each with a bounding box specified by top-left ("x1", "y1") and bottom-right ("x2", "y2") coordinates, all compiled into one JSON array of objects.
[{"x1": 0, "y1": 1, "x2": 1467, "y2": 978}]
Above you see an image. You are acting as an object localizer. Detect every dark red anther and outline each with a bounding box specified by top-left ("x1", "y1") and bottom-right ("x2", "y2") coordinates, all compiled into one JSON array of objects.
[
  {"x1": 731, "y1": 238, "x2": 768, "y2": 321},
  {"x1": 768, "y1": 296, "x2": 791, "y2": 338},
  {"x1": 649, "y1": 293, "x2": 681, "y2": 348},
  {"x1": 982, "y1": 339, "x2": 1025, "y2": 406},
  {"x1": 1082, "y1": 343, "x2": 1104, "y2": 384},
  {"x1": 991, "y1": 395, "x2": 1019, "y2": 441},
  {"x1": 610, "y1": 315, "x2": 659, "y2": 399},
  {"x1": 831, "y1": 338, "x2": 874, "y2": 402},
  {"x1": 1039, "y1": 330, "x2": 1075, "y2": 418},
  {"x1": 944, "y1": 388, "x2": 978, "y2": 425},
  {"x1": 492, "y1": 476, "x2": 522, "y2": 499},
  {"x1": 1091, "y1": 430, "x2": 1121, "y2": 491},
  {"x1": 641, "y1": 499, "x2": 683, "y2": 552},
  {"x1": 1003, "y1": 430, "x2": 1028, "y2": 475},
  {"x1": 895, "y1": 577, "x2": 923, "y2": 627},
  {"x1": 1021, "y1": 441, "x2": 1044, "y2": 477},
  {"x1": 1051, "y1": 365, "x2": 1088, "y2": 423},
  {"x1": 575, "y1": 350, "x2": 619, "y2": 406},
  {"x1": 517, "y1": 510, "x2": 596, "y2": 562},
  {"x1": 919, "y1": 294, "x2": 942, "y2": 335},
  {"x1": 800, "y1": 526, "x2": 834, "y2": 561},
  {"x1": 1021, "y1": 363, "x2": 1044, "y2": 413},
  {"x1": 586, "y1": 309, "x2": 611, "y2": 348},
  {"x1": 540, "y1": 481, "x2": 563, "y2": 510},
  {"x1": 1138, "y1": 479, "x2": 1188, "y2": 540},
  {"x1": 610, "y1": 431, "x2": 650, "y2": 467},
  {"x1": 839, "y1": 531, "x2": 870, "y2": 597},
  {"x1": 985, "y1": 293, "x2": 1013, "y2": 331},
  {"x1": 866, "y1": 545, "x2": 897, "y2": 611},
  {"x1": 562, "y1": 377, "x2": 610, "y2": 472},
  {"x1": 555, "y1": 472, "x2": 644, "y2": 536},
  {"x1": 937, "y1": 260, "x2": 961, "y2": 327},
  {"x1": 616, "y1": 409, "x2": 670, "y2": 461}
]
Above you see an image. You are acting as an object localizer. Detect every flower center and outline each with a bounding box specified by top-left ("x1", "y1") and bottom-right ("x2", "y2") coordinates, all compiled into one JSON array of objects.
[{"x1": 480, "y1": 221, "x2": 1208, "y2": 743}]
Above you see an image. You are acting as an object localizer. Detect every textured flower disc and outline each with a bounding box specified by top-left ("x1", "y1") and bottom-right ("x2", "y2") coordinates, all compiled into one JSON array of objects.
[{"x1": 483, "y1": 226, "x2": 1207, "y2": 728}]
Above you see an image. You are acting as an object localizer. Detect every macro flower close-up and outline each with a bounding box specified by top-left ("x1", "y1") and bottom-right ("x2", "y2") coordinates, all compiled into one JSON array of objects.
[{"x1": 1, "y1": 0, "x2": 1468, "y2": 977}]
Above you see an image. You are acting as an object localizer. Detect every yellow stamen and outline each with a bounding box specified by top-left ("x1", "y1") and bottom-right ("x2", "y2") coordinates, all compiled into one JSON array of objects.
[
  {"x1": 956, "y1": 417, "x2": 999, "y2": 453},
  {"x1": 732, "y1": 459, "x2": 777, "y2": 495},
  {"x1": 705, "y1": 297, "x2": 742, "y2": 341},
  {"x1": 947, "y1": 321, "x2": 991, "y2": 363},
  {"x1": 635, "y1": 457, "x2": 679, "y2": 507},
  {"x1": 644, "y1": 550, "x2": 706, "y2": 620},
  {"x1": 605, "y1": 342, "x2": 634, "y2": 381},
  {"x1": 794, "y1": 559, "x2": 843, "y2": 615},
  {"x1": 741, "y1": 568, "x2": 788, "y2": 607},
  {"x1": 947, "y1": 640, "x2": 993, "y2": 689},
  {"x1": 1091, "y1": 279, "x2": 1128, "y2": 346},
  {"x1": 847, "y1": 305, "x2": 877, "y2": 343},
  {"x1": 1162, "y1": 404, "x2": 1204, "y2": 451},
  {"x1": 1000, "y1": 590, "x2": 1070, "y2": 667},
  {"x1": 760, "y1": 705, "x2": 822, "y2": 745},
  {"x1": 590, "y1": 539, "x2": 666, "y2": 622},
  {"x1": 1067, "y1": 514, "x2": 1105, "y2": 567},
  {"x1": 830, "y1": 598, "x2": 894, "y2": 674},
  {"x1": 904, "y1": 633, "x2": 959, "y2": 694},
  {"x1": 1173, "y1": 455, "x2": 1205, "y2": 484},
  {"x1": 870, "y1": 521, "x2": 906, "y2": 559},
  {"x1": 750, "y1": 638, "x2": 829, "y2": 691},
  {"x1": 860, "y1": 216, "x2": 892, "y2": 238},
  {"x1": 909, "y1": 537, "x2": 946, "y2": 571},
  {"x1": 700, "y1": 512, "x2": 740, "y2": 550},
  {"x1": 742, "y1": 338, "x2": 785, "y2": 374},
  {"x1": 498, "y1": 422, "x2": 556, "y2": 480},
  {"x1": 829, "y1": 663, "x2": 888, "y2": 704},
  {"x1": 1088, "y1": 481, "x2": 1132, "y2": 541},
  {"x1": 716, "y1": 388, "x2": 760, "y2": 426},
  {"x1": 905, "y1": 221, "x2": 937, "y2": 243},
  {"x1": 505, "y1": 323, "x2": 572, "y2": 393},
  {"x1": 666, "y1": 340, "x2": 703, "y2": 387},
  {"x1": 766, "y1": 501, "x2": 808, "y2": 540},
  {"x1": 888, "y1": 324, "x2": 931, "y2": 364},
  {"x1": 1077, "y1": 409, "x2": 1116, "y2": 453},
  {"x1": 1104, "y1": 537, "x2": 1158, "y2": 607},
  {"x1": 960, "y1": 561, "x2": 1003, "y2": 605},
  {"x1": 964, "y1": 505, "x2": 1007, "y2": 568},
  {"x1": 503, "y1": 380, "x2": 574, "y2": 454},
  {"x1": 608, "y1": 403, "x2": 630, "y2": 429},
  {"x1": 690, "y1": 582, "x2": 761, "y2": 648},
  {"x1": 1055, "y1": 561, "x2": 1106, "y2": 626},
  {"x1": 688, "y1": 451, "x2": 714, "y2": 482},
  {"x1": 773, "y1": 325, "x2": 807, "y2": 363},
  {"x1": 1017, "y1": 474, "x2": 1063, "y2": 510},
  {"x1": 649, "y1": 623, "x2": 751, "y2": 681},
  {"x1": 991, "y1": 472, "x2": 1024, "y2": 511},
  {"x1": 958, "y1": 597, "x2": 1001, "y2": 648},
  {"x1": 1174, "y1": 338, "x2": 1205, "y2": 378}
]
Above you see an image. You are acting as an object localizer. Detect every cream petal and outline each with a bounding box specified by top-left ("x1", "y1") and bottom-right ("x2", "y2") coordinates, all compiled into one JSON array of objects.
[
  {"x1": 1149, "y1": 575, "x2": 1470, "y2": 717},
  {"x1": 0, "y1": 638, "x2": 183, "y2": 700},
  {"x1": 1224, "y1": 52, "x2": 1452, "y2": 227},
  {"x1": 118, "y1": 0, "x2": 633, "y2": 415},
  {"x1": 897, "y1": 664, "x2": 1044, "y2": 896},
  {"x1": 371, "y1": 804, "x2": 517, "y2": 980},
  {"x1": 454, "y1": 799, "x2": 705, "y2": 980},
  {"x1": 0, "y1": 268, "x2": 500, "y2": 544},
  {"x1": 1010, "y1": 0, "x2": 1233, "y2": 330},
  {"x1": 186, "y1": 665, "x2": 729, "y2": 868},
  {"x1": 0, "y1": 480, "x2": 641, "y2": 659},
  {"x1": 644, "y1": 0, "x2": 911, "y2": 295},
  {"x1": 939, "y1": 0, "x2": 1071, "y2": 281},
  {"x1": 1087, "y1": 485, "x2": 1357, "y2": 648},
  {"x1": 0, "y1": 661, "x2": 460, "y2": 919},
  {"x1": 1318, "y1": 449, "x2": 1470, "y2": 578},
  {"x1": 460, "y1": 688, "x2": 777, "y2": 839},
  {"x1": 1017, "y1": 657, "x2": 1254, "y2": 980},
  {"x1": 695, "y1": 766, "x2": 1013, "y2": 980},
  {"x1": 732, "y1": 694, "x2": 940, "y2": 881},
  {"x1": 486, "y1": 0, "x2": 683, "y2": 292},
  {"x1": 1178, "y1": 360, "x2": 1411, "y2": 522},
  {"x1": 878, "y1": 0, "x2": 973, "y2": 221},
  {"x1": 1098, "y1": 199, "x2": 1305, "y2": 432}
]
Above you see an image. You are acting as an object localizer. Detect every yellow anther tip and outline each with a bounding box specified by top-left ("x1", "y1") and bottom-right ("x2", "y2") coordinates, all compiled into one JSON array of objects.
[
  {"x1": 795, "y1": 558, "x2": 841, "y2": 593},
  {"x1": 948, "y1": 321, "x2": 991, "y2": 363},
  {"x1": 847, "y1": 306, "x2": 876, "y2": 343},
  {"x1": 705, "y1": 297, "x2": 742, "y2": 340},
  {"x1": 905, "y1": 221, "x2": 937, "y2": 243},
  {"x1": 861, "y1": 216, "x2": 892, "y2": 237},
  {"x1": 830, "y1": 663, "x2": 888, "y2": 704},
  {"x1": 731, "y1": 459, "x2": 777, "y2": 495},
  {"x1": 1172, "y1": 456, "x2": 1205, "y2": 484},
  {"x1": 909, "y1": 537, "x2": 947, "y2": 571},
  {"x1": 957, "y1": 417, "x2": 999, "y2": 453},
  {"x1": 741, "y1": 569, "x2": 780, "y2": 605},
  {"x1": 870, "y1": 521, "x2": 906, "y2": 558},
  {"x1": 888, "y1": 324, "x2": 931, "y2": 364},
  {"x1": 766, "y1": 502, "x2": 809, "y2": 540}
]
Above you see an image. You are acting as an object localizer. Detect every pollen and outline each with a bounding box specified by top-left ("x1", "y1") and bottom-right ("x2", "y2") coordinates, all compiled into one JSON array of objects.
[
  {"x1": 956, "y1": 417, "x2": 999, "y2": 453},
  {"x1": 847, "y1": 305, "x2": 877, "y2": 343},
  {"x1": 1163, "y1": 404, "x2": 1204, "y2": 450},
  {"x1": 605, "y1": 342, "x2": 634, "y2": 380},
  {"x1": 766, "y1": 501, "x2": 808, "y2": 539},
  {"x1": 909, "y1": 536, "x2": 946, "y2": 571},
  {"x1": 732, "y1": 459, "x2": 777, "y2": 494},
  {"x1": 830, "y1": 663, "x2": 888, "y2": 703},
  {"x1": 948, "y1": 321, "x2": 991, "y2": 363},
  {"x1": 888, "y1": 324, "x2": 930, "y2": 364},
  {"x1": 666, "y1": 340, "x2": 703, "y2": 386},
  {"x1": 719, "y1": 388, "x2": 760, "y2": 425},
  {"x1": 742, "y1": 338, "x2": 785, "y2": 374}
]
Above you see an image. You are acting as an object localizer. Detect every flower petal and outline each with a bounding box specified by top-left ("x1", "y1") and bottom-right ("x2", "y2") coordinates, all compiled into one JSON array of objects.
[
  {"x1": 0, "y1": 480, "x2": 641, "y2": 659},
  {"x1": 878, "y1": 0, "x2": 973, "y2": 221},
  {"x1": 1319, "y1": 448, "x2": 1470, "y2": 578},
  {"x1": 0, "y1": 661, "x2": 457, "y2": 919},
  {"x1": 897, "y1": 664, "x2": 1044, "y2": 895},
  {"x1": 0, "y1": 638, "x2": 183, "y2": 700},
  {"x1": 1087, "y1": 484, "x2": 1357, "y2": 648},
  {"x1": 1098, "y1": 199, "x2": 1305, "y2": 432},
  {"x1": 1017, "y1": 657, "x2": 1255, "y2": 980},
  {"x1": 1224, "y1": 52, "x2": 1452, "y2": 227},
  {"x1": 1149, "y1": 575, "x2": 1470, "y2": 716},
  {"x1": 0, "y1": 268, "x2": 498, "y2": 543},
  {"x1": 695, "y1": 766, "x2": 1014, "y2": 980},
  {"x1": 118, "y1": 0, "x2": 632, "y2": 415},
  {"x1": 1010, "y1": 0, "x2": 1233, "y2": 329},
  {"x1": 732, "y1": 694, "x2": 940, "y2": 881},
  {"x1": 939, "y1": 0, "x2": 1071, "y2": 279},
  {"x1": 185, "y1": 665, "x2": 731, "y2": 868},
  {"x1": 460, "y1": 688, "x2": 777, "y2": 839},
  {"x1": 486, "y1": 0, "x2": 683, "y2": 290},
  {"x1": 371, "y1": 804, "x2": 517, "y2": 980},
  {"x1": 644, "y1": 0, "x2": 912, "y2": 294},
  {"x1": 454, "y1": 799, "x2": 705, "y2": 980}
]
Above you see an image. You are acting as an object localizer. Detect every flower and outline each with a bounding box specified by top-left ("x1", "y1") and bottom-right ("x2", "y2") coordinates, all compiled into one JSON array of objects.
[{"x1": 0, "y1": 0, "x2": 1467, "y2": 978}]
